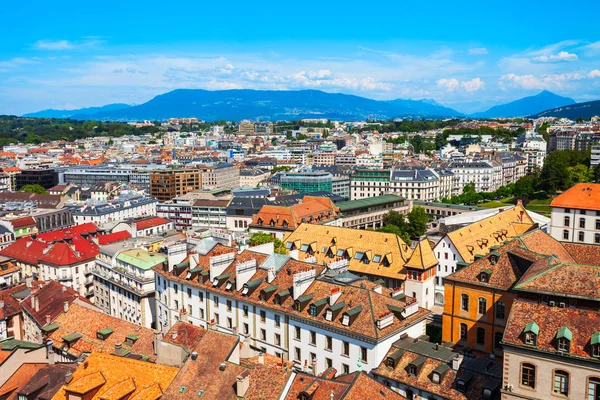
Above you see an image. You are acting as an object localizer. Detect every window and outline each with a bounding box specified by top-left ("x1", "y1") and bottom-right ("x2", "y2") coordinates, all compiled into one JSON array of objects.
[
  {"x1": 342, "y1": 364, "x2": 349, "y2": 375},
  {"x1": 525, "y1": 332, "x2": 537, "y2": 346},
  {"x1": 476, "y1": 327, "x2": 485, "y2": 346},
  {"x1": 496, "y1": 301, "x2": 506, "y2": 320},
  {"x1": 580, "y1": 218, "x2": 586, "y2": 228},
  {"x1": 275, "y1": 333, "x2": 281, "y2": 346},
  {"x1": 432, "y1": 372, "x2": 441, "y2": 384},
  {"x1": 521, "y1": 363, "x2": 536, "y2": 388},
  {"x1": 597, "y1": 219, "x2": 600, "y2": 230},
  {"x1": 558, "y1": 338, "x2": 570, "y2": 352},
  {"x1": 173, "y1": 284, "x2": 178, "y2": 294},
  {"x1": 274, "y1": 314, "x2": 281, "y2": 327},
  {"x1": 214, "y1": 313, "x2": 219, "y2": 325},
  {"x1": 360, "y1": 346, "x2": 368, "y2": 362},
  {"x1": 199, "y1": 291, "x2": 204, "y2": 302},
  {"x1": 260, "y1": 310, "x2": 266, "y2": 323},
  {"x1": 325, "y1": 336, "x2": 332, "y2": 351},
  {"x1": 243, "y1": 305, "x2": 249, "y2": 317},
  {"x1": 309, "y1": 331, "x2": 316, "y2": 345},
  {"x1": 407, "y1": 364, "x2": 417, "y2": 376},
  {"x1": 589, "y1": 378, "x2": 600, "y2": 400},
  {"x1": 478, "y1": 297, "x2": 487, "y2": 315},
  {"x1": 564, "y1": 216, "x2": 570, "y2": 227},
  {"x1": 563, "y1": 230, "x2": 569, "y2": 240},
  {"x1": 593, "y1": 343, "x2": 600, "y2": 358},
  {"x1": 460, "y1": 323, "x2": 468, "y2": 341},
  {"x1": 187, "y1": 288, "x2": 192, "y2": 298},
  {"x1": 260, "y1": 329, "x2": 266, "y2": 340},
  {"x1": 326, "y1": 358, "x2": 333, "y2": 369},
  {"x1": 553, "y1": 370, "x2": 569, "y2": 396},
  {"x1": 227, "y1": 317, "x2": 233, "y2": 329},
  {"x1": 243, "y1": 323, "x2": 249, "y2": 335},
  {"x1": 342, "y1": 341, "x2": 350, "y2": 356},
  {"x1": 494, "y1": 332, "x2": 503, "y2": 350},
  {"x1": 461, "y1": 294, "x2": 469, "y2": 312},
  {"x1": 309, "y1": 305, "x2": 317, "y2": 316},
  {"x1": 294, "y1": 327, "x2": 301, "y2": 340},
  {"x1": 226, "y1": 300, "x2": 232, "y2": 311},
  {"x1": 294, "y1": 347, "x2": 301, "y2": 361},
  {"x1": 579, "y1": 231, "x2": 585, "y2": 242},
  {"x1": 213, "y1": 296, "x2": 219, "y2": 306},
  {"x1": 596, "y1": 234, "x2": 600, "y2": 244}
]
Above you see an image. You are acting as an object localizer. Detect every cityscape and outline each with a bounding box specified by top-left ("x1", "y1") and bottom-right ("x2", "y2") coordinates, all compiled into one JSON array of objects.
[{"x1": 1, "y1": 1, "x2": 600, "y2": 399}]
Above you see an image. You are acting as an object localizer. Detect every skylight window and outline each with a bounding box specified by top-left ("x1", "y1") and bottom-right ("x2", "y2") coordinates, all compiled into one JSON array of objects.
[
  {"x1": 373, "y1": 255, "x2": 382, "y2": 263},
  {"x1": 354, "y1": 252, "x2": 364, "y2": 260}
]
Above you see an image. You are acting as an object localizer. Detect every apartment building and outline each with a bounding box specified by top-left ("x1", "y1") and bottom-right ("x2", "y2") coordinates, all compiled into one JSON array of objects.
[
  {"x1": 350, "y1": 168, "x2": 454, "y2": 201},
  {"x1": 495, "y1": 153, "x2": 527, "y2": 186},
  {"x1": 154, "y1": 240, "x2": 430, "y2": 375},
  {"x1": 93, "y1": 242, "x2": 166, "y2": 328},
  {"x1": 191, "y1": 199, "x2": 230, "y2": 230},
  {"x1": 239, "y1": 168, "x2": 270, "y2": 188},
  {"x1": 592, "y1": 144, "x2": 600, "y2": 167},
  {"x1": 336, "y1": 195, "x2": 410, "y2": 230},
  {"x1": 198, "y1": 163, "x2": 240, "y2": 191},
  {"x1": 449, "y1": 160, "x2": 502, "y2": 193},
  {"x1": 69, "y1": 195, "x2": 157, "y2": 225},
  {"x1": 550, "y1": 183, "x2": 600, "y2": 244},
  {"x1": 150, "y1": 169, "x2": 202, "y2": 202}
]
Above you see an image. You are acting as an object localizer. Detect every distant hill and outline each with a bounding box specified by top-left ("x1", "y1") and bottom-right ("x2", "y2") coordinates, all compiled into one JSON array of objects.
[
  {"x1": 470, "y1": 91, "x2": 575, "y2": 118},
  {"x1": 22, "y1": 103, "x2": 130, "y2": 119},
  {"x1": 530, "y1": 100, "x2": 600, "y2": 119},
  {"x1": 24, "y1": 89, "x2": 462, "y2": 121}
]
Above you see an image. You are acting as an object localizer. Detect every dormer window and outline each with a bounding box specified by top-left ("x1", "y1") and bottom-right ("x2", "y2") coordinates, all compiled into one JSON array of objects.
[
  {"x1": 373, "y1": 254, "x2": 382, "y2": 263},
  {"x1": 309, "y1": 304, "x2": 317, "y2": 316},
  {"x1": 386, "y1": 357, "x2": 395, "y2": 368},
  {"x1": 269, "y1": 219, "x2": 275, "y2": 227},
  {"x1": 478, "y1": 270, "x2": 491, "y2": 283},
  {"x1": 257, "y1": 218, "x2": 263, "y2": 226},
  {"x1": 456, "y1": 379, "x2": 466, "y2": 393},
  {"x1": 524, "y1": 321, "x2": 539, "y2": 346},
  {"x1": 282, "y1": 221, "x2": 288, "y2": 228},
  {"x1": 407, "y1": 365, "x2": 417, "y2": 376},
  {"x1": 556, "y1": 327, "x2": 572, "y2": 352},
  {"x1": 592, "y1": 332, "x2": 600, "y2": 358},
  {"x1": 431, "y1": 372, "x2": 440, "y2": 384}
]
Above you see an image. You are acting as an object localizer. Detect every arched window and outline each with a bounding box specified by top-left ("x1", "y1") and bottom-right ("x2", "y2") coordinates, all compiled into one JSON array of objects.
[
  {"x1": 460, "y1": 323, "x2": 468, "y2": 341},
  {"x1": 588, "y1": 378, "x2": 600, "y2": 400},
  {"x1": 553, "y1": 370, "x2": 569, "y2": 396},
  {"x1": 521, "y1": 363, "x2": 536, "y2": 388},
  {"x1": 478, "y1": 297, "x2": 487, "y2": 314},
  {"x1": 461, "y1": 294, "x2": 469, "y2": 312},
  {"x1": 476, "y1": 327, "x2": 486, "y2": 346}
]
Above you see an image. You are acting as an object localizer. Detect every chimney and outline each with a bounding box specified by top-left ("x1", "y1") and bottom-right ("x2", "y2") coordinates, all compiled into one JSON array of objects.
[
  {"x1": 65, "y1": 372, "x2": 73, "y2": 384},
  {"x1": 209, "y1": 319, "x2": 216, "y2": 330},
  {"x1": 114, "y1": 342, "x2": 123, "y2": 355},
  {"x1": 236, "y1": 371, "x2": 250, "y2": 398},
  {"x1": 329, "y1": 287, "x2": 342, "y2": 305},
  {"x1": 153, "y1": 331, "x2": 162, "y2": 356},
  {"x1": 61, "y1": 286, "x2": 67, "y2": 293},
  {"x1": 46, "y1": 315, "x2": 51, "y2": 325},
  {"x1": 232, "y1": 326, "x2": 239, "y2": 336},
  {"x1": 258, "y1": 351, "x2": 264, "y2": 365},
  {"x1": 46, "y1": 340, "x2": 55, "y2": 365},
  {"x1": 267, "y1": 266, "x2": 276, "y2": 284},
  {"x1": 372, "y1": 285, "x2": 382, "y2": 294},
  {"x1": 34, "y1": 297, "x2": 39, "y2": 312},
  {"x1": 63, "y1": 301, "x2": 69, "y2": 313},
  {"x1": 452, "y1": 354, "x2": 464, "y2": 371},
  {"x1": 293, "y1": 269, "x2": 316, "y2": 300}
]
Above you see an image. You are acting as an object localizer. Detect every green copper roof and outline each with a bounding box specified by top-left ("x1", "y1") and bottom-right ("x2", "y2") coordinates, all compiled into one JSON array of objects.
[
  {"x1": 97, "y1": 328, "x2": 114, "y2": 336},
  {"x1": 117, "y1": 250, "x2": 166, "y2": 270},
  {"x1": 387, "y1": 305, "x2": 405, "y2": 314},
  {"x1": 591, "y1": 332, "x2": 600, "y2": 345},
  {"x1": 345, "y1": 305, "x2": 362, "y2": 316},
  {"x1": 262, "y1": 284, "x2": 279, "y2": 294},
  {"x1": 524, "y1": 321, "x2": 539, "y2": 335},
  {"x1": 338, "y1": 195, "x2": 403, "y2": 212},
  {"x1": 63, "y1": 332, "x2": 83, "y2": 343},
  {"x1": 312, "y1": 298, "x2": 328, "y2": 308},
  {"x1": 481, "y1": 269, "x2": 493, "y2": 275},
  {"x1": 41, "y1": 323, "x2": 60, "y2": 333},
  {"x1": 276, "y1": 289, "x2": 290, "y2": 298},
  {"x1": 556, "y1": 326, "x2": 572, "y2": 341},
  {"x1": 297, "y1": 294, "x2": 314, "y2": 303},
  {"x1": 0, "y1": 338, "x2": 43, "y2": 351},
  {"x1": 245, "y1": 278, "x2": 264, "y2": 290},
  {"x1": 190, "y1": 267, "x2": 203, "y2": 273},
  {"x1": 329, "y1": 301, "x2": 345, "y2": 312},
  {"x1": 215, "y1": 273, "x2": 231, "y2": 281}
]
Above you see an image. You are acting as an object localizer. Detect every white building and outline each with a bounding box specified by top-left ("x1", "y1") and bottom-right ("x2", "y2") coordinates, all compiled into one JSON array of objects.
[
  {"x1": 93, "y1": 243, "x2": 166, "y2": 328},
  {"x1": 70, "y1": 196, "x2": 157, "y2": 225},
  {"x1": 449, "y1": 160, "x2": 502, "y2": 193},
  {"x1": 155, "y1": 239, "x2": 430, "y2": 375},
  {"x1": 549, "y1": 183, "x2": 600, "y2": 244}
]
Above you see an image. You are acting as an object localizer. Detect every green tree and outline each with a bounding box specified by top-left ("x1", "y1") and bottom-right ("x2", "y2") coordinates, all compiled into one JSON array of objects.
[
  {"x1": 406, "y1": 206, "x2": 429, "y2": 238},
  {"x1": 513, "y1": 174, "x2": 537, "y2": 198},
  {"x1": 248, "y1": 232, "x2": 286, "y2": 254},
  {"x1": 377, "y1": 224, "x2": 410, "y2": 244},
  {"x1": 19, "y1": 184, "x2": 48, "y2": 194},
  {"x1": 593, "y1": 164, "x2": 600, "y2": 183},
  {"x1": 410, "y1": 135, "x2": 424, "y2": 154},
  {"x1": 567, "y1": 164, "x2": 593, "y2": 186}
]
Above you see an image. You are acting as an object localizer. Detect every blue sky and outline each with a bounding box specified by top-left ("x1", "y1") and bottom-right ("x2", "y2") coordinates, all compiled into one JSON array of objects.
[{"x1": 2, "y1": 0, "x2": 600, "y2": 115}]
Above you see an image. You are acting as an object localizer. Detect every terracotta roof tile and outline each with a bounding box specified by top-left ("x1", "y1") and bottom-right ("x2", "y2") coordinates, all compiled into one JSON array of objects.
[
  {"x1": 550, "y1": 183, "x2": 600, "y2": 211},
  {"x1": 0, "y1": 363, "x2": 46, "y2": 399},
  {"x1": 22, "y1": 280, "x2": 93, "y2": 326}
]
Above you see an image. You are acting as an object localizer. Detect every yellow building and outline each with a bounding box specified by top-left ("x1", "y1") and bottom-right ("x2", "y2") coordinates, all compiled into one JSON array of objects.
[{"x1": 283, "y1": 224, "x2": 411, "y2": 289}]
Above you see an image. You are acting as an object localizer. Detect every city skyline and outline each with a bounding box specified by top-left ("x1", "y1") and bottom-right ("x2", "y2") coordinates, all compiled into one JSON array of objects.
[{"x1": 2, "y1": 0, "x2": 600, "y2": 115}]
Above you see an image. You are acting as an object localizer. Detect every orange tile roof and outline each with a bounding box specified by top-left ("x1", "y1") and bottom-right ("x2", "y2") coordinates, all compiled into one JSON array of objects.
[
  {"x1": 0, "y1": 363, "x2": 46, "y2": 399},
  {"x1": 51, "y1": 353, "x2": 179, "y2": 400},
  {"x1": 551, "y1": 183, "x2": 600, "y2": 211}
]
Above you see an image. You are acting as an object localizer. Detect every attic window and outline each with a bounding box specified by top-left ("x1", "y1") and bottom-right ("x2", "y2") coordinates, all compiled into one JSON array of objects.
[
  {"x1": 300, "y1": 244, "x2": 309, "y2": 252},
  {"x1": 592, "y1": 332, "x2": 600, "y2": 358},
  {"x1": 336, "y1": 249, "x2": 345, "y2": 257},
  {"x1": 96, "y1": 328, "x2": 114, "y2": 340},
  {"x1": 373, "y1": 255, "x2": 382, "y2": 263},
  {"x1": 282, "y1": 221, "x2": 288, "y2": 228},
  {"x1": 524, "y1": 321, "x2": 539, "y2": 346},
  {"x1": 431, "y1": 372, "x2": 440, "y2": 384},
  {"x1": 126, "y1": 335, "x2": 138, "y2": 345},
  {"x1": 478, "y1": 270, "x2": 491, "y2": 283},
  {"x1": 386, "y1": 357, "x2": 395, "y2": 368},
  {"x1": 269, "y1": 220, "x2": 275, "y2": 227},
  {"x1": 257, "y1": 218, "x2": 263, "y2": 226},
  {"x1": 407, "y1": 365, "x2": 417, "y2": 376},
  {"x1": 354, "y1": 252, "x2": 364, "y2": 260}
]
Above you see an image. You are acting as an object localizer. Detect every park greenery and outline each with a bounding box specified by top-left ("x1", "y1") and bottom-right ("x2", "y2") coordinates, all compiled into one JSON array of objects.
[
  {"x1": 378, "y1": 207, "x2": 429, "y2": 243},
  {"x1": 0, "y1": 116, "x2": 160, "y2": 145},
  {"x1": 248, "y1": 232, "x2": 286, "y2": 254}
]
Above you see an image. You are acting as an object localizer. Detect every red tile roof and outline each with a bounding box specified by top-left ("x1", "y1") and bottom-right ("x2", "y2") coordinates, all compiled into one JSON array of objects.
[
  {"x1": 133, "y1": 217, "x2": 171, "y2": 231},
  {"x1": 96, "y1": 231, "x2": 131, "y2": 245},
  {"x1": 10, "y1": 217, "x2": 36, "y2": 229},
  {"x1": 550, "y1": 183, "x2": 600, "y2": 211}
]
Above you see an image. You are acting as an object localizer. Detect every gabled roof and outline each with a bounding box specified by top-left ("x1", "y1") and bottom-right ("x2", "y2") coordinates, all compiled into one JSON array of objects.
[
  {"x1": 133, "y1": 216, "x2": 171, "y2": 231},
  {"x1": 404, "y1": 239, "x2": 437, "y2": 271},
  {"x1": 21, "y1": 280, "x2": 91, "y2": 326},
  {"x1": 550, "y1": 183, "x2": 600, "y2": 211},
  {"x1": 96, "y1": 230, "x2": 131, "y2": 245}
]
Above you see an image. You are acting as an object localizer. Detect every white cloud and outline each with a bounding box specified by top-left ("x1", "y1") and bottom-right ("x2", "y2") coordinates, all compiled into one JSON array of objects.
[
  {"x1": 589, "y1": 69, "x2": 600, "y2": 78},
  {"x1": 532, "y1": 51, "x2": 578, "y2": 63},
  {"x1": 436, "y1": 78, "x2": 460, "y2": 91},
  {"x1": 437, "y1": 77, "x2": 484, "y2": 92},
  {"x1": 468, "y1": 47, "x2": 488, "y2": 55},
  {"x1": 34, "y1": 40, "x2": 75, "y2": 50},
  {"x1": 498, "y1": 71, "x2": 597, "y2": 90},
  {"x1": 499, "y1": 74, "x2": 543, "y2": 90},
  {"x1": 461, "y1": 77, "x2": 485, "y2": 92}
]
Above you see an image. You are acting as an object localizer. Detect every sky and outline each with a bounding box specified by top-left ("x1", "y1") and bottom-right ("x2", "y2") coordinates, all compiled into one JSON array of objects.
[{"x1": 2, "y1": 0, "x2": 600, "y2": 115}]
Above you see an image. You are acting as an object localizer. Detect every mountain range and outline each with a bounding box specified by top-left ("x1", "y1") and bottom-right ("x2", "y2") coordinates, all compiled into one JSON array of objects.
[
  {"x1": 20, "y1": 89, "x2": 594, "y2": 121},
  {"x1": 470, "y1": 90, "x2": 575, "y2": 118},
  {"x1": 530, "y1": 100, "x2": 600, "y2": 119}
]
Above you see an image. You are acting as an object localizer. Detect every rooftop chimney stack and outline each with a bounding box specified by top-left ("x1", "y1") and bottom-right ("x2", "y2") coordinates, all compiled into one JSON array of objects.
[
  {"x1": 236, "y1": 371, "x2": 250, "y2": 398},
  {"x1": 114, "y1": 342, "x2": 122, "y2": 355},
  {"x1": 46, "y1": 314, "x2": 51, "y2": 325},
  {"x1": 63, "y1": 301, "x2": 69, "y2": 313},
  {"x1": 258, "y1": 351, "x2": 264, "y2": 365},
  {"x1": 34, "y1": 296, "x2": 40, "y2": 312}
]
